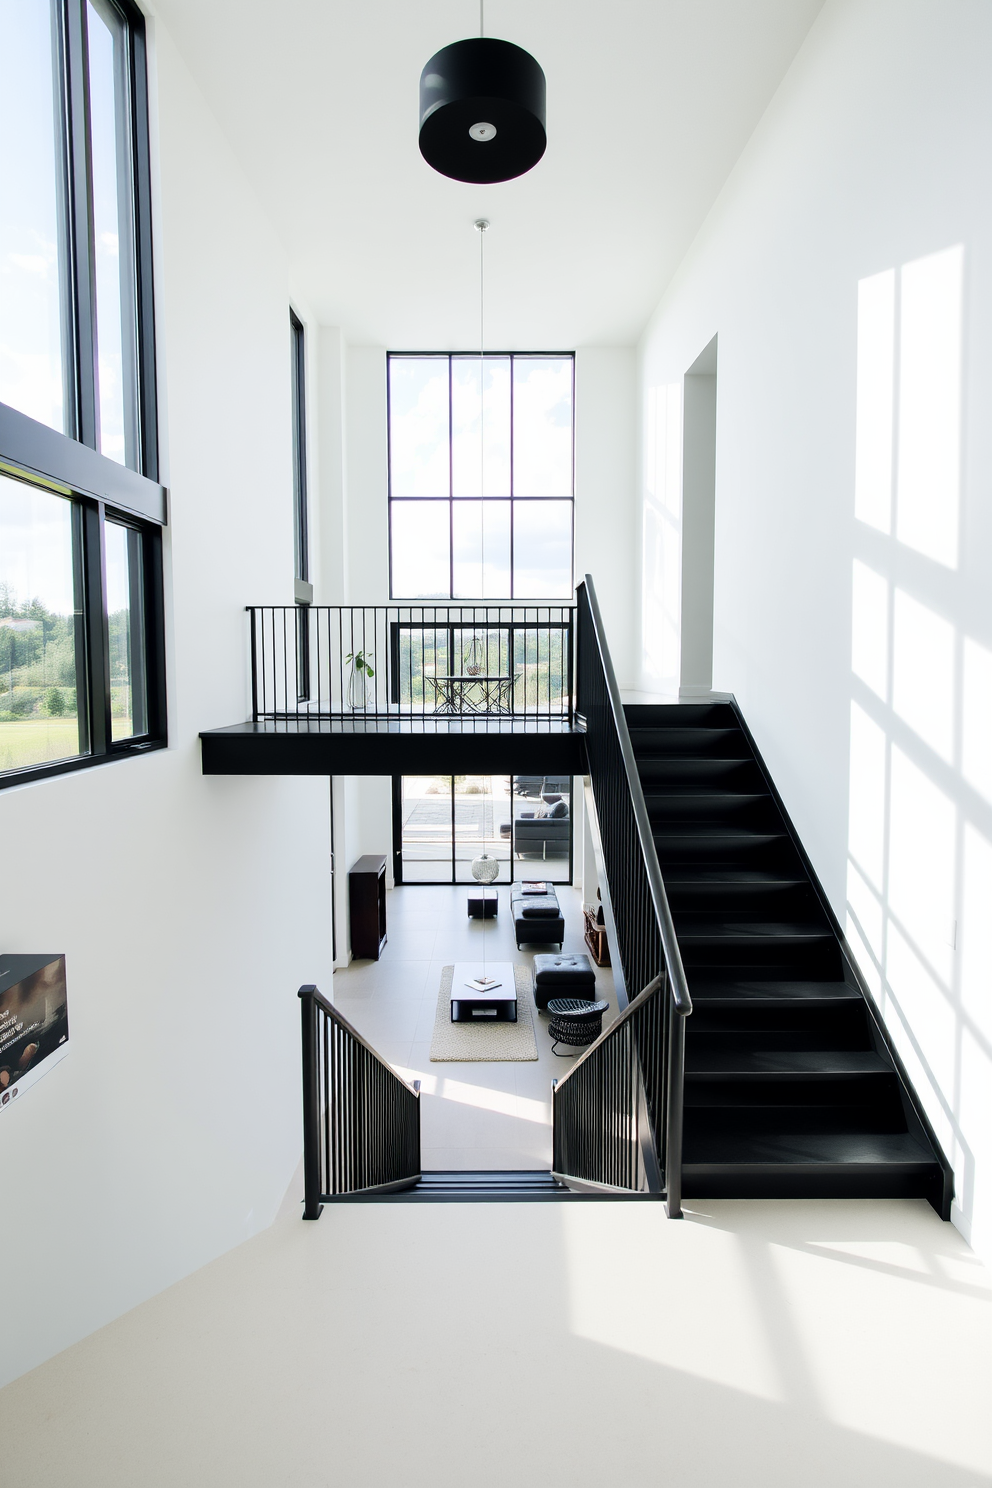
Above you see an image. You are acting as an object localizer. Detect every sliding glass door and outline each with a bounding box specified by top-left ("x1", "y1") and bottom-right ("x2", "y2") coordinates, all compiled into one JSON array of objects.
[{"x1": 393, "y1": 775, "x2": 572, "y2": 885}]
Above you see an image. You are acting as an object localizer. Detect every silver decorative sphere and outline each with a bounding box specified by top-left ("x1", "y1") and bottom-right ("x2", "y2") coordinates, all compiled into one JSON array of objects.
[{"x1": 471, "y1": 853, "x2": 499, "y2": 885}]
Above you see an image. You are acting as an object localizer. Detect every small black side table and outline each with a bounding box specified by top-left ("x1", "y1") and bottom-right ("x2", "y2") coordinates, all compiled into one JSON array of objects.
[
  {"x1": 350, "y1": 854, "x2": 387, "y2": 959},
  {"x1": 467, "y1": 889, "x2": 498, "y2": 919}
]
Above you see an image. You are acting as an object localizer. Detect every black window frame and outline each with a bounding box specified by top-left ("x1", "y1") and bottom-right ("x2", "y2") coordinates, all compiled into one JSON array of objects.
[
  {"x1": 0, "y1": 0, "x2": 167, "y2": 791},
  {"x1": 290, "y1": 309, "x2": 310, "y2": 700},
  {"x1": 391, "y1": 774, "x2": 574, "y2": 886},
  {"x1": 386, "y1": 351, "x2": 576, "y2": 603}
]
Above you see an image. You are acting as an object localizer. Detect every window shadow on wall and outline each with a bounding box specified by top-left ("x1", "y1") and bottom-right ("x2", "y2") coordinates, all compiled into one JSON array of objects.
[{"x1": 847, "y1": 244, "x2": 992, "y2": 1244}]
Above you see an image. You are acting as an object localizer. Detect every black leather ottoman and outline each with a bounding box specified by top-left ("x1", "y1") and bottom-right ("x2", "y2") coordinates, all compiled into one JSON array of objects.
[
  {"x1": 533, "y1": 952, "x2": 597, "y2": 1010},
  {"x1": 511, "y1": 888, "x2": 565, "y2": 950}
]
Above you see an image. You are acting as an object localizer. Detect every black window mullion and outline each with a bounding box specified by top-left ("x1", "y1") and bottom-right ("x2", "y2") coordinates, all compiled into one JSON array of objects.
[
  {"x1": 127, "y1": 12, "x2": 157, "y2": 480},
  {"x1": 82, "y1": 500, "x2": 110, "y2": 755},
  {"x1": 140, "y1": 517, "x2": 167, "y2": 742},
  {"x1": 63, "y1": 0, "x2": 99, "y2": 453}
]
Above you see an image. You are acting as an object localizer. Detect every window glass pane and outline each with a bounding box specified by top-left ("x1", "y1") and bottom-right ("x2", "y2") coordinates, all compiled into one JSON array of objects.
[
  {"x1": 105, "y1": 519, "x2": 146, "y2": 740},
  {"x1": 87, "y1": 0, "x2": 138, "y2": 469},
  {"x1": 396, "y1": 626, "x2": 450, "y2": 710},
  {"x1": 512, "y1": 500, "x2": 573, "y2": 598},
  {"x1": 0, "y1": 473, "x2": 85, "y2": 772},
  {"x1": 452, "y1": 499, "x2": 510, "y2": 598},
  {"x1": 399, "y1": 775, "x2": 454, "y2": 883},
  {"x1": 390, "y1": 500, "x2": 450, "y2": 598},
  {"x1": 512, "y1": 776, "x2": 571, "y2": 883},
  {"x1": 0, "y1": 0, "x2": 67, "y2": 433},
  {"x1": 454, "y1": 774, "x2": 511, "y2": 884},
  {"x1": 451, "y1": 355, "x2": 510, "y2": 496},
  {"x1": 290, "y1": 313, "x2": 308, "y2": 582},
  {"x1": 388, "y1": 357, "x2": 449, "y2": 496},
  {"x1": 512, "y1": 357, "x2": 573, "y2": 496},
  {"x1": 512, "y1": 625, "x2": 570, "y2": 714}
]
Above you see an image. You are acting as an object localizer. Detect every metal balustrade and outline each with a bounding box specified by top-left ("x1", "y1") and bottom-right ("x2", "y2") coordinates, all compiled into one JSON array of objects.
[
  {"x1": 551, "y1": 576, "x2": 692, "y2": 1215},
  {"x1": 249, "y1": 605, "x2": 574, "y2": 722},
  {"x1": 299, "y1": 984, "x2": 421, "y2": 1217}
]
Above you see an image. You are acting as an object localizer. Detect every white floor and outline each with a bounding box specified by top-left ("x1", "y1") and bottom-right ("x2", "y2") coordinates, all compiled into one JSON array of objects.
[
  {"x1": 1, "y1": 1194, "x2": 989, "y2": 1486},
  {"x1": 331, "y1": 882, "x2": 617, "y2": 1171}
]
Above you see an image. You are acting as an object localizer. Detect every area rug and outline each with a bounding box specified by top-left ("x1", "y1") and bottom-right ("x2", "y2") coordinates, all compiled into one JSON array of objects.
[{"x1": 430, "y1": 965, "x2": 539, "y2": 1062}]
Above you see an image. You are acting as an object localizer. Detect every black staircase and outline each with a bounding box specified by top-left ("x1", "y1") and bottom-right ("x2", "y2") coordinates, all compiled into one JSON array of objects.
[
  {"x1": 624, "y1": 701, "x2": 952, "y2": 1214},
  {"x1": 571, "y1": 575, "x2": 951, "y2": 1216}
]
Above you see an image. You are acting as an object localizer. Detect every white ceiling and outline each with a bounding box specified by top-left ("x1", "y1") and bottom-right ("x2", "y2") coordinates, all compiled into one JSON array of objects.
[{"x1": 149, "y1": 0, "x2": 824, "y2": 348}]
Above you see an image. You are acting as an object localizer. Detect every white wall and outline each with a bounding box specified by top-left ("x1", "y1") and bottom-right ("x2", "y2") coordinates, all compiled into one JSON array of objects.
[
  {"x1": 637, "y1": 0, "x2": 992, "y2": 1256},
  {"x1": 574, "y1": 347, "x2": 638, "y2": 685},
  {"x1": 0, "y1": 19, "x2": 333, "y2": 1387}
]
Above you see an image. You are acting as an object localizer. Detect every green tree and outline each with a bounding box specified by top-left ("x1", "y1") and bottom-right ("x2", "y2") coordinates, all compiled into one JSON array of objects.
[{"x1": 45, "y1": 687, "x2": 65, "y2": 716}]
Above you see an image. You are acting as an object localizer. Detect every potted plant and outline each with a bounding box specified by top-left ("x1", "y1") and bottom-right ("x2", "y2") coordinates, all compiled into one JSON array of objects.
[{"x1": 345, "y1": 649, "x2": 374, "y2": 710}]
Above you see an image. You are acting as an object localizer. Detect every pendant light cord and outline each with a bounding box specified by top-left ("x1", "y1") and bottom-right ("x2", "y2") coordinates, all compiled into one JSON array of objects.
[{"x1": 476, "y1": 218, "x2": 488, "y2": 598}]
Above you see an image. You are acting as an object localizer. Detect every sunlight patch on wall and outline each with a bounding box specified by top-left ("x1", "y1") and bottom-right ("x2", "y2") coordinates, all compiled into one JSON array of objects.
[
  {"x1": 846, "y1": 245, "x2": 989, "y2": 1239},
  {"x1": 896, "y1": 246, "x2": 963, "y2": 569},
  {"x1": 848, "y1": 702, "x2": 886, "y2": 889},
  {"x1": 960, "y1": 825, "x2": 992, "y2": 1046},
  {"x1": 888, "y1": 747, "x2": 956, "y2": 986},
  {"x1": 851, "y1": 560, "x2": 888, "y2": 698},
  {"x1": 892, "y1": 590, "x2": 954, "y2": 761},
  {"x1": 962, "y1": 638, "x2": 992, "y2": 805}
]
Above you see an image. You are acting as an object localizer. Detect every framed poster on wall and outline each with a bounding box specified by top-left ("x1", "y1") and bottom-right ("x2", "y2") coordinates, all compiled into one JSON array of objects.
[{"x1": 0, "y1": 955, "x2": 68, "y2": 1111}]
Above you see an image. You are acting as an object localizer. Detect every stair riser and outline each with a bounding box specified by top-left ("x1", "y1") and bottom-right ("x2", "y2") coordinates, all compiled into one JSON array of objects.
[
  {"x1": 625, "y1": 704, "x2": 738, "y2": 728},
  {"x1": 680, "y1": 947, "x2": 842, "y2": 979},
  {"x1": 688, "y1": 1030, "x2": 871, "y2": 1053},
  {"x1": 688, "y1": 1006, "x2": 868, "y2": 1038},
  {"x1": 637, "y1": 760, "x2": 765, "y2": 788},
  {"x1": 628, "y1": 729, "x2": 745, "y2": 757},
  {"x1": 646, "y1": 798, "x2": 781, "y2": 827},
  {"x1": 667, "y1": 884, "x2": 818, "y2": 912},
  {"x1": 685, "y1": 1103, "x2": 905, "y2": 1129}
]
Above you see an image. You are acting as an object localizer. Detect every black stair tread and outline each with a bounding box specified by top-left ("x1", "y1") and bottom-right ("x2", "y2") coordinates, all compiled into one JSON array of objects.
[
  {"x1": 682, "y1": 1131, "x2": 937, "y2": 1168},
  {"x1": 418, "y1": 1170, "x2": 560, "y2": 1184},
  {"x1": 674, "y1": 917, "x2": 831, "y2": 938},
  {"x1": 654, "y1": 828, "x2": 787, "y2": 843},
  {"x1": 688, "y1": 979, "x2": 862, "y2": 1001},
  {"x1": 685, "y1": 1049, "x2": 889, "y2": 1076},
  {"x1": 664, "y1": 869, "x2": 807, "y2": 886}
]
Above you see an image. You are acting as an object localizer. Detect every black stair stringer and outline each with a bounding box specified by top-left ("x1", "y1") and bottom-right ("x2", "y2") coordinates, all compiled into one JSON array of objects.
[{"x1": 624, "y1": 698, "x2": 954, "y2": 1219}]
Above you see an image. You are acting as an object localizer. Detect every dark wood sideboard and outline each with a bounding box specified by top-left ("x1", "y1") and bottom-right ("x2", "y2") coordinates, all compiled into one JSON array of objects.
[{"x1": 349, "y1": 854, "x2": 387, "y2": 959}]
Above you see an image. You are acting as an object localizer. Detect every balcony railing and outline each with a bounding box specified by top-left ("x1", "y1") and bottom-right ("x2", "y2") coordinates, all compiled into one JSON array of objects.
[{"x1": 249, "y1": 605, "x2": 574, "y2": 722}]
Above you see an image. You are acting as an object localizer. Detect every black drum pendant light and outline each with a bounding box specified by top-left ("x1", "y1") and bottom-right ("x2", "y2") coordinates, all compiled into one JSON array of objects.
[{"x1": 419, "y1": 3, "x2": 546, "y2": 183}]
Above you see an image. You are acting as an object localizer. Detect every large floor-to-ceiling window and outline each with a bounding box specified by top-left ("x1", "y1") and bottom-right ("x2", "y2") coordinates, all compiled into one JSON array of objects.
[
  {"x1": 393, "y1": 774, "x2": 572, "y2": 885},
  {"x1": 387, "y1": 353, "x2": 574, "y2": 601},
  {"x1": 0, "y1": 0, "x2": 165, "y2": 786}
]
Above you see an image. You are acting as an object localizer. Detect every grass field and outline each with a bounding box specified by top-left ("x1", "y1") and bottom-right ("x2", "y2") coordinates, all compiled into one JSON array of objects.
[{"x1": 0, "y1": 719, "x2": 83, "y2": 773}]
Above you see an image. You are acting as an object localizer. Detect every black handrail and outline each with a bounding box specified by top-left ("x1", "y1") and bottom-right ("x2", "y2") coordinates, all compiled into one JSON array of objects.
[
  {"x1": 572, "y1": 575, "x2": 692, "y2": 1217},
  {"x1": 248, "y1": 605, "x2": 574, "y2": 723},
  {"x1": 299, "y1": 984, "x2": 421, "y2": 1218}
]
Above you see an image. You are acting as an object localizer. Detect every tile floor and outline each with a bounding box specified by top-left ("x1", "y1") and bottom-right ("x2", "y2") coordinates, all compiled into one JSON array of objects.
[{"x1": 331, "y1": 882, "x2": 617, "y2": 1171}]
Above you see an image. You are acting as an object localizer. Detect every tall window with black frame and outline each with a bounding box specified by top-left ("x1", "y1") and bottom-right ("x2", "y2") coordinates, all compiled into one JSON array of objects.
[
  {"x1": 0, "y1": 0, "x2": 165, "y2": 785},
  {"x1": 387, "y1": 353, "x2": 574, "y2": 600},
  {"x1": 290, "y1": 309, "x2": 310, "y2": 700}
]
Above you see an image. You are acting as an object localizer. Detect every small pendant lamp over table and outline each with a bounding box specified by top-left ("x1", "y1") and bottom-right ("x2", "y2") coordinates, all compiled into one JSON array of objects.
[{"x1": 419, "y1": 36, "x2": 546, "y2": 183}]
